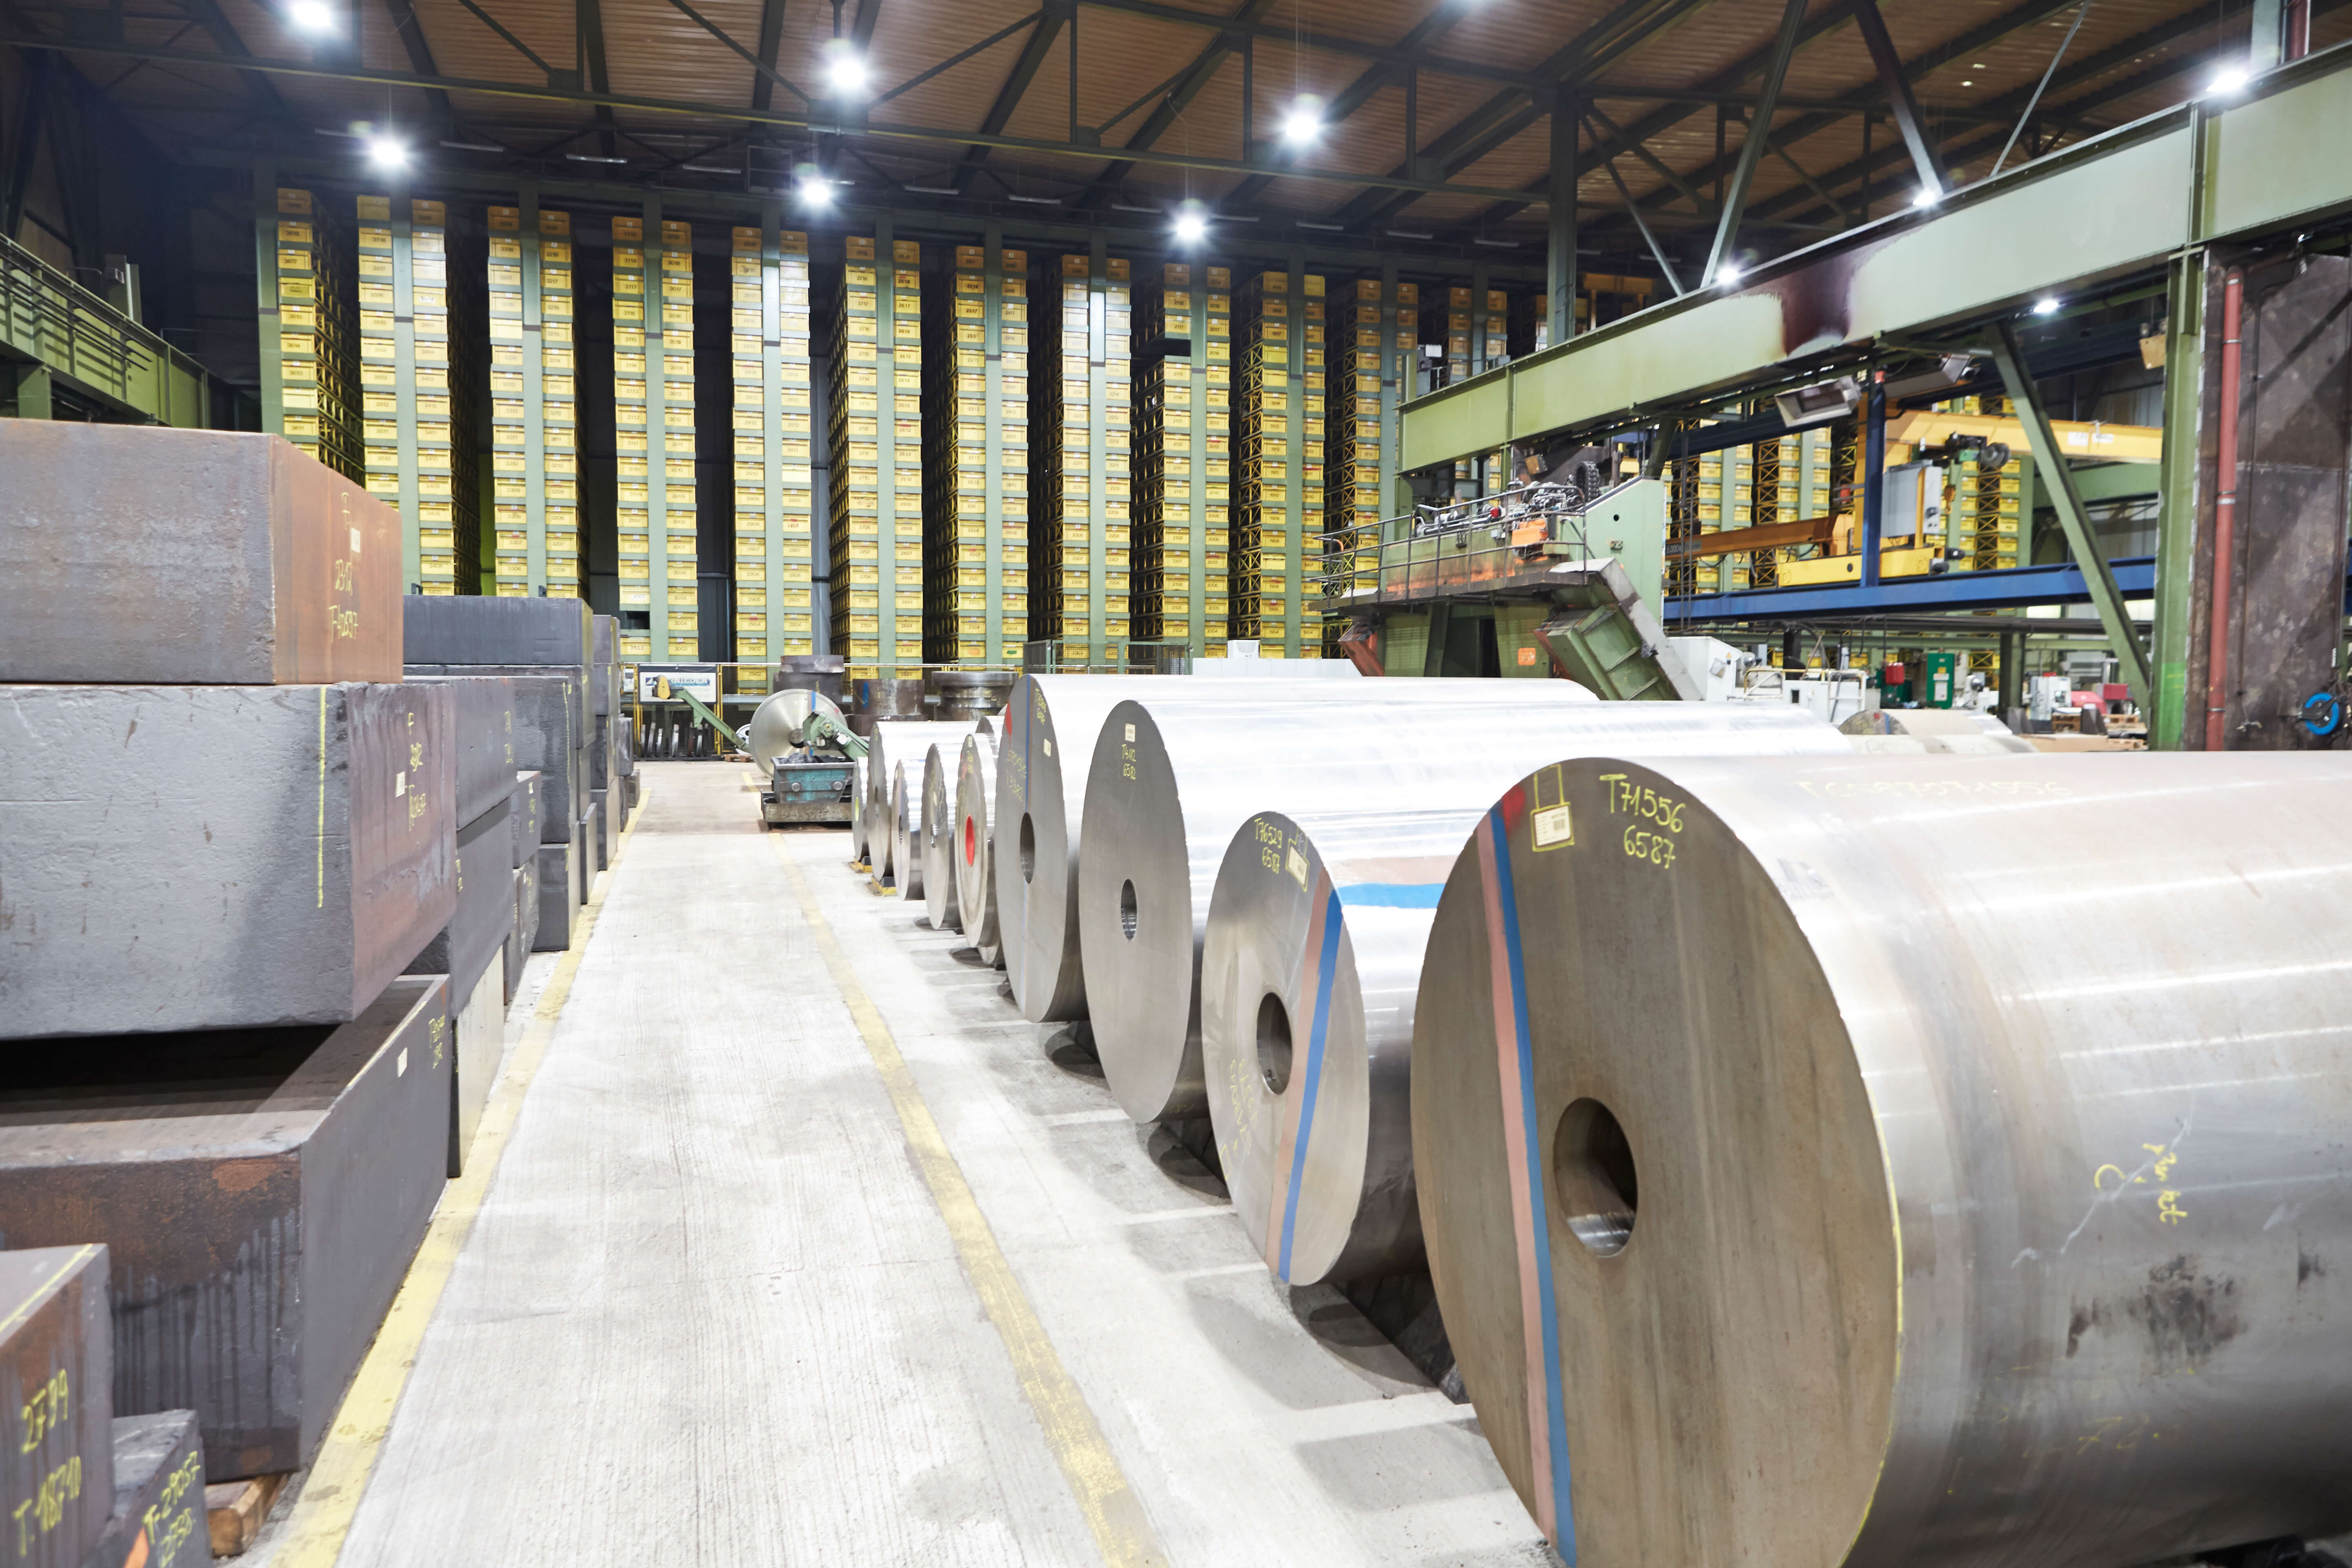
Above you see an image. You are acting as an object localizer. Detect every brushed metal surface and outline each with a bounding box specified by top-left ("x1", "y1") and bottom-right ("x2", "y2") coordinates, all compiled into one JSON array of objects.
[
  {"x1": 745, "y1": 687, "x2": 847, "y2": 771},
  {"x1": 922, "y1": 744, "x2": 961, "y2": 930},
  {"x1": 955, "y1": 731, "x2": 1004, "y2": 965},
  {"x1": 865, "y1": 721, "x2": 977, "y2": 880},
  {"x1": 1089, "y1": 694, "x2": 1842, "y2": 1124},
  {"x1": 0, "y1": 1245, "x2": 114, "y2": 1568},
  {"x1": 851, "y1": 755, "x2": 872, "y2": 864},
  {"x1": 1412, "y1": 752, "x2": 2352, "y2": 1567}
]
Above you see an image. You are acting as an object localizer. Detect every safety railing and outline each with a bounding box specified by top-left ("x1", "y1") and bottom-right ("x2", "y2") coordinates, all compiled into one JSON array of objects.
[
  {"x1": 0, "y1": 231, "x2": 209, "y2": 426},
  {"x1": 1318, "y1": 479, "x2": 1613, "y2": 608}
]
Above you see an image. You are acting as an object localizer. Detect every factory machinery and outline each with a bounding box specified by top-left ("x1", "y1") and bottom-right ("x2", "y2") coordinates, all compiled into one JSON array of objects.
[{"x1": 863, "y1": 665, "x2": 2352, "y2": 1568}]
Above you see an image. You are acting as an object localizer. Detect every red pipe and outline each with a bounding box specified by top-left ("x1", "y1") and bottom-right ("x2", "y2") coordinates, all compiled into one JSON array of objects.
[{"x1": 2206, "y1": 269, "x2": 2246, "y2": 752}]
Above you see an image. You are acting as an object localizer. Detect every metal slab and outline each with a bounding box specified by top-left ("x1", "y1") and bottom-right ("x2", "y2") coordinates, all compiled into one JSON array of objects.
[
  {"x1": 75, "y1": 1411, "x2": 204, "y2": 1568},
  {"x1": 0, "y1": 1245, "x2": 113, "y2": 1568},
  {"x1": 0, "y1": 976, "x2": 449, "y2": 1479},
  {"x1": 0, "y1": 682, "x2": 457, "y2": 1039},
  {"x1": 404, "y1": 797, "x2": 515, "y2": 1016},
  {"x1": 533, "y1": 840, "x2": 578, "y2": 953},
  {"x1": 0, "y1": 425, "x2": 402, "y2": 686},
  {"x1": 450, "y1": 953, "x2": 505, "y2": 1178},
  {"x1": 506, "y1": 865, "x2": 539, "y2": 1003},
  {"x1": 401, "y1": 675, "x2": 517, "y2": 831},
  {"x1": 403, "y1": 675, "x2": 580, "y2": 840},
  {"x1": 401, "y1": 595, "x2": 591, "y2": 670}
]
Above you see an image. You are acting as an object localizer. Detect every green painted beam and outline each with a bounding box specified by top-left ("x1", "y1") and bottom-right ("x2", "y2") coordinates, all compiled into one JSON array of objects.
[
  {"x1": 0, "y1": 228, "x2": 207, "y2": 426},
  {"x1": 1401, "y1": 50, "x2": 2352, "y2": 471}
]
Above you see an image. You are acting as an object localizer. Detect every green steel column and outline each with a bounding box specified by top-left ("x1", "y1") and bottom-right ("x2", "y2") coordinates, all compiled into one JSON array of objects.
[{"x1": 2150, "y1": 247, "x2": 2207, "y2": 749}]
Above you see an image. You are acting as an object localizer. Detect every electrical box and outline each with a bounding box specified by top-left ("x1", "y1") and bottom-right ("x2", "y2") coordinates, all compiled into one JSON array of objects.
[{"x1": 1922, "y1": 650, "x2": 1959, "y2": 709}]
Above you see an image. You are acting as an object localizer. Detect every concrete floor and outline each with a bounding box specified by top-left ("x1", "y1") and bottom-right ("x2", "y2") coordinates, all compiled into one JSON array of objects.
[{"x1": 281, "y1": 760, "x2": 1547, "y2": 1568}]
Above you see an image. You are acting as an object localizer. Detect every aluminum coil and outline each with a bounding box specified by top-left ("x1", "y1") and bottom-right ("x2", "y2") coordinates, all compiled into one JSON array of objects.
[
  {"x1": 955, "y1": 730, "x2": 1003, "y2": 964},
  {"x1": 884, "y1": 764, "x2": 918, "y2": 895},
  {"x1": 866, "y1": 719, "x2": 974, "y2": 879},
  {"x1": 850, "y1": 754, "x2": 872, "y2": 864},
  {"x1": 989, "y1": 675, "x2": 1433, "y2": 1021},
  {"x1": 1087, "y1": 695, "x2": 1843, "y2": 1123},
  {"x1": 1412, "y1": 752, "x2": 2352, "y2": 1566},
  {"x1": 921, "y1": 743, "x2": 960, "y2": 929}
]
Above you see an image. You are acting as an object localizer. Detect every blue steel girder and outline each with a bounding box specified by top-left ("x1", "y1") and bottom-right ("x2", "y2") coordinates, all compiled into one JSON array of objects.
[
  {"x1": 1660, "y1": 558, "x2": 2352, "y2": 624},
  {"x1": 1400, "y1": 42, "x2": 2352, "y2": 472}
]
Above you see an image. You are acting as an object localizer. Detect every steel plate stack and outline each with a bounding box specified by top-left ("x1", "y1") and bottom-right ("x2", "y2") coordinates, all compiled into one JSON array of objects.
[{"x1": 1412, "y1": 752, "x2": 2352, "y2": 1566}]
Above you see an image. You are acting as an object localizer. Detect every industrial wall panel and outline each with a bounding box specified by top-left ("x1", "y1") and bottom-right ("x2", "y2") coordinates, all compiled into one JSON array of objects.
[
  {"x1": 261, "y1": 188, "x2": 362, "y2": 492},
  {"x1": 923, "y1": 241, "x2": 1030, "y2": 667},
  {"x1": 1135, "y1": 263, "x2": 1231, "y2": 657},
  {"x1": 730, "y1": 218, "x2": 816, "y2": 686},
  {"x1": 1232, "y1": 270, "x2": 1326, "y2": 657},
  {"x1": 830, "y1": 234, "x2": 925, "y2": 676},
  {"x1": 1031, "y1": 253, "x2": 1133, "y2": 664}
]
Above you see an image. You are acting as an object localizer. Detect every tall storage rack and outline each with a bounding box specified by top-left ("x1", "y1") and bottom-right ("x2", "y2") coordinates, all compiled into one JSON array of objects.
[
  {"x1": 613, "y1": 212, "x2": 699, "y2": 661},
  {"x1": 486, "y1": 204, "x2": 581, "y2": 599},
  {"x1": 1232, "y1": 269, "x2": 1325, "y2": 659},
  {"x1": 262, "y1": 187, "x2": 362, "y2": 488},
  {"x1": 353, "y1": 196, "x2": 479, "y2": 594},
  {"x1": 1327, "y1": 276, "x2": 1413, "y2": 618},
  {"x1": 830, "y1": 235, "x2": 925, "y2": 677},
  {"x1": 1135, "y1": 263, "x2": 1231, "y2": 656},
  {"x1": 1032, "y1": 254, "x2": 1133, "y2": 664},
  {"x1": 923, "y1": 243, "x2": 1030, "y2": 666},
  {"x1": 730, "y1": 221, "x2": 817, "y2": 689}
]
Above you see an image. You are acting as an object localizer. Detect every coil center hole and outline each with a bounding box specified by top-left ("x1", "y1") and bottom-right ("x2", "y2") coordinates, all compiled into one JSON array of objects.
[
  {"x1": 1119, "y1": 880, "x2": 1138, "y2": 940},
  {"x1": 1018, "y1": 815, "x2": 1036, "y2": 884},
  {"x1": 1256, "y1": 993, "x2": 1294, "y2": 1095},
  {"x1": 1553, "y1": 1098, "x2": 1639, "y2": 1257}
]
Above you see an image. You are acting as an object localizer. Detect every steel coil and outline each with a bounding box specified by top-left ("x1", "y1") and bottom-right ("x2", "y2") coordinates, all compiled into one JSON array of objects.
[
  {"x1": 849, "y1": 754, "x2": 872, "y2": 863},
  {"x1": 744, "y1": 687, "x2": 847, "y2": 770},
  {"x1": 1412, "y1": 752, "x2": 2352, "y2": 1566},
  {"x1": 955, "y1": 730, "x2": 1003, "y2": 963},
  {"x1": 921, "y1": 743, "x2": 960, "y2": 929},
  {"x1": 1085, "y1": 695, "x2": 1844, "y2": 1124},
  {"x1": 866, "y1": 720, "x2": 974, "y2": 882}
]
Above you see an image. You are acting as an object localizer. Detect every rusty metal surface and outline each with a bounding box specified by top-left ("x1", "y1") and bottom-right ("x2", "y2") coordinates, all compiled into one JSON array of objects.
[
  {"x1": 0, "y1": 683, "x2": 456, "y2": 1039},
  {"x1": 1413, "y1": 753, "x2": 2352, "y2": 1565},
  {"x1": 0, "y1": 425, "x2": 400, "y2": 686},
  {"x1": 77, "y1": 1410, "x2": 203, "y2": 1568},
  {"x1": 0, "y1": 1245, "x2": 112, "y2": 1568},
  {"x1": 0, "y1": 977, "x2": 450, "y2": 1481}
]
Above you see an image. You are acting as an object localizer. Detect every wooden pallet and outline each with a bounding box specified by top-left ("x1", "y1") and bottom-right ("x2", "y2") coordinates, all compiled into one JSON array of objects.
[{"x1": 205, "y1": 1472, "x2": 288, "y2": 1557}]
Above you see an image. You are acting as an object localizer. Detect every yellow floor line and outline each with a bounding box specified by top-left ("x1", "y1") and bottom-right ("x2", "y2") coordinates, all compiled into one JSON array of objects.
[
  {"x1": 772, "y1": 840, "x2": 1169, "y2": 1568},
  {"x1": 272, "y1": 792, "x2": 651, "y2": 1568}
]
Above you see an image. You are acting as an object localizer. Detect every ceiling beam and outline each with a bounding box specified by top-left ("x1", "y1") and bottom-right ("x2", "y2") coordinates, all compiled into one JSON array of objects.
[
  {"x1": 1702, "y1": 0, "x2": 1806, "y2": 285},
  {"x1": 1072, "y1": 0, "x2": 1281, "y2": 212},
  {"x1": 751, "y1": 0, "x2": 787, "y2": 111},
  {"x1": 1475, "y1": 0, "x2": 2085, "y2": 236},
  {"x1": 379, "y1": 0, "x2": 456, "y2": 139},
  {"x1": 169, "y1": 0, "x2": 295, "y2": 122},
  {"x1": 1846, "y1": 0, "x2": 1947, "y2": 197},
  {"x1": 1070, "y1": 0, "x2": 1548, "y2": 92},
  {"x1": 1217, "y1": 0, "x2": 1483, "y2": 209},
  {"x1": 948, "y1": 9, "x2": 1061, "y2": 193},
  {"x1": 576, "y1": 0, "x2": 615, "y2": 154},
  {"x1": 1329, "y1": 0, "x2": 1714, "y2": 231}
]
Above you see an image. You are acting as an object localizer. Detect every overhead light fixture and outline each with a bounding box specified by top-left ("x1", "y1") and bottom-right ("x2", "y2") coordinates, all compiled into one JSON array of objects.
[
  {"x1": 1219, "y1": 212, "x2": 1261, "y2": 223},
  {"x1": 681, "y1": 163, "x2": 741, "y2": 174},
  {"x1": 1911, "y1": 187, "x2": 1940, "y2": 209},
  {"x1": 1716, "y1": 261, "x2": 1744, "y2": 285},
  {"x1": 1385, "y1": 228, "x2": 1433, "y2": 240},
  {"x1": 824, "y1": 39, "x2": 869, "y2": 96},
  {"x1": 1961, "y1": 78, "x2": 1974, "y2": 87},
  {"x1": 565, "y1": 152, "x2": 627, "y2": 165},
  {"x1": 1110, "y1": 200, "x2": 1165, "y2": 214},
  {"x1": 1280, "y1": 95, "x2": 1324, "y2": 147},
  {"x1": 1172, "y1": 199, "x2": 1208, "y2": 244},
  {"x1": 286, "y1": 0, "x2": 334, "y2": 33},
  {"x1": 2032, "y1": 296, "x2": 2061, "y2": 316},
  {"x1": 1294, "y1": 220, "x2": 1343, "y2": 232},
  {"x1": 1006, "y1": 194, "x2": 1062, "y2": 206},
  {"x1": 439, "y1": 138, "x2": 504, "y2": 151},
  {"x1": 1472, "y1": 237, "x2": 1518, "y2": 249},
  {"x1": 362, "y1": 132, "x2": 409, "y2": 170},
  {"x1": 904, "y1": 183, "x2": 959, "y2": 195},
  {"x1": 2207, "y1": 64, "x2": 2252, "y2": 96},
  {"x1": 1775, "y1": 377, "x2": 1861, "y2": 430},
  {"x1": 797, "y1": 171, "x2": 834, "y2": 208}
]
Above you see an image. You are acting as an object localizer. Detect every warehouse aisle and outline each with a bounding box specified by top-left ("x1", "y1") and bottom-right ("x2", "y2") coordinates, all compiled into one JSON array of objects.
[{"x1": 324, "y1": 762, "x2": 1546, "y2": 1568}]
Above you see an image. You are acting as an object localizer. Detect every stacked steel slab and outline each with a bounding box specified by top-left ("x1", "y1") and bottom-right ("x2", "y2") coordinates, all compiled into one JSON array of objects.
[
  {"x1": 1135, "y1": 263, "x2": 1232, "y2": 656},
  {"x1": 487, "y1": 203, "x2": 583, "y2": 600},
  {"x1": 923, "y1": 242, "x2": 1031, "y2": 666},
  {"x1": 0, "y1": 423, "x2": 458, "y2": 1486},
  {"x1": 829, "y1": 234, "x2": 927, "y2": 677}
]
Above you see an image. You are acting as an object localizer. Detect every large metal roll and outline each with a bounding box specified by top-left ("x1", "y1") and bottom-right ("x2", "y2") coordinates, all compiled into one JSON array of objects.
[
  {"x1": 850, "y1": 754, "x2": 872, "y2": 864},
  {"x1": 883, "y1": 764, "x2": 916, "y2": 893},
  {"x1": 744, "y1": 687, "x2": 847, "y2": 770},
  {"x1": 920, "y1": 743, "x2": 960, "y2": 929},
  {"x1": 955, "y1": 730, "x2": 1003, "y2": 964},
  {"x1": 1412, "y1": 752, "x2": 2352, "y2": 1567},
  {"x1": 1086, "y1": 695, "x2": 1844, "y2": 1124},
  {"x1": 866, "y1": 719, "x2": 973, "y2": 882}
]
